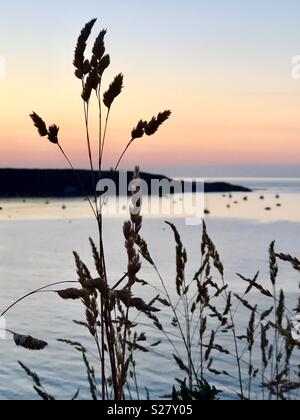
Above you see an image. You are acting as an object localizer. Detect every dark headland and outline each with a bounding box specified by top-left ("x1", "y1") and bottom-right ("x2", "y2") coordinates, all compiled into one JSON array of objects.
[{"x1": 0, "y1": 169, "x2": 251, "y2": 198}]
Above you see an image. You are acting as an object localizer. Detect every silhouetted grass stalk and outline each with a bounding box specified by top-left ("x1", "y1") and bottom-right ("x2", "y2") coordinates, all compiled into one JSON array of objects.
[{"x1": 5, "y1": 17, "x2": 300, "y2": 402}]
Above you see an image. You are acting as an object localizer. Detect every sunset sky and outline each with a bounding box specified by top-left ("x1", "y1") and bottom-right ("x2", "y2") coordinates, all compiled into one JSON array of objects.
[{"x1": 1, "y1": 0, "x2": 300, "y2": 176}]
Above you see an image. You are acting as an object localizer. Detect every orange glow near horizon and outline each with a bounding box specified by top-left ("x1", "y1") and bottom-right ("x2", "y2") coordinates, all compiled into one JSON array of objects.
[
  {"x1": 1, "y1": 1, "x2": 300, "y2": 175},
  {"x1": 2, "y1": 74, "x2": 300, "y2": 172}
]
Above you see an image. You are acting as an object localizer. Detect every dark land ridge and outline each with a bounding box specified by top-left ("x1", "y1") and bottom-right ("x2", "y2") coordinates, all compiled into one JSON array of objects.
[{"x1": 0, "y1": 169, "x2": 251, "y2": 198}]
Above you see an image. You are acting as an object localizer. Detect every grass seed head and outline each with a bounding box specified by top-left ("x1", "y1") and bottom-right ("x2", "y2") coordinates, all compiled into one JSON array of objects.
[{"x1": 103, "y1": 73, "x2": 124, "y2": 108}]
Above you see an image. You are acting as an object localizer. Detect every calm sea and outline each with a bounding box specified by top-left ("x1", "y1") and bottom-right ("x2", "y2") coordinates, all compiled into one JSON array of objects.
[{"x1": 0, "y1": 178, "x2": 300, "y2": 400}]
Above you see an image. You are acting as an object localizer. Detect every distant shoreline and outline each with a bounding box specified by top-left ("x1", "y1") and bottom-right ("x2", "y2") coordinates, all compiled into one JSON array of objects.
[{"x1": 0, "y1": 169, "x2": 251, "y2": 198}]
